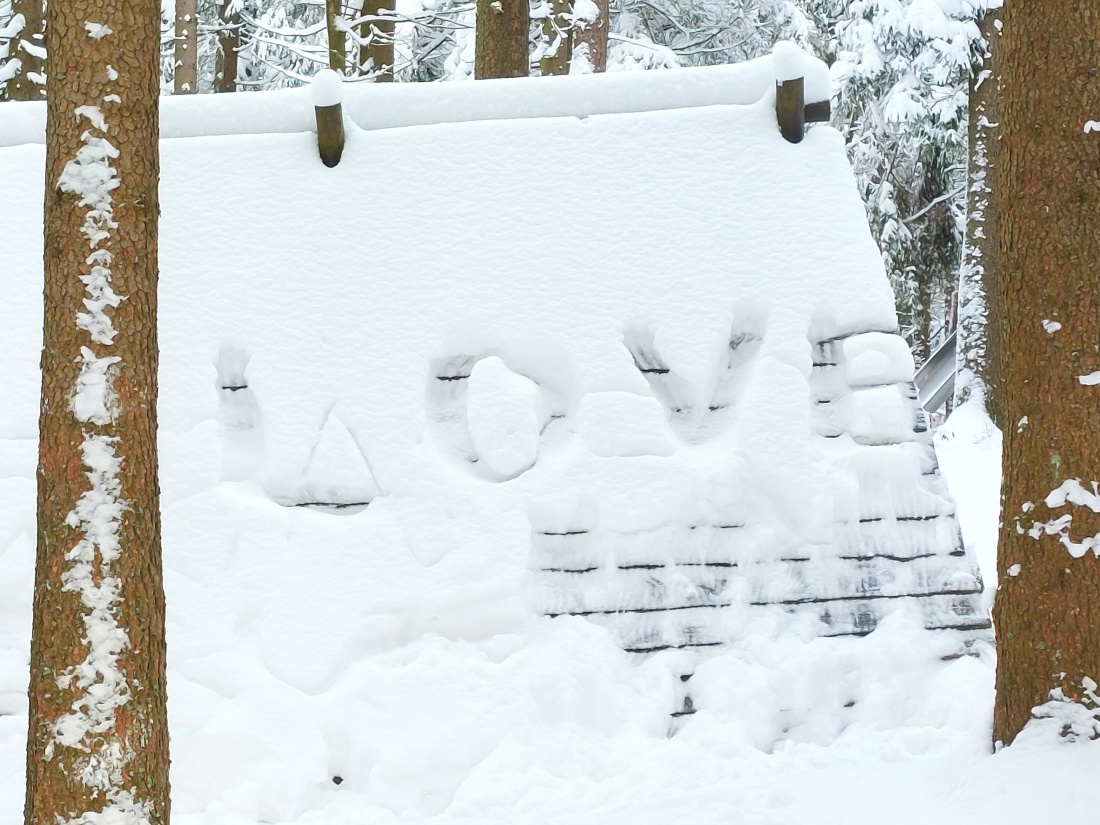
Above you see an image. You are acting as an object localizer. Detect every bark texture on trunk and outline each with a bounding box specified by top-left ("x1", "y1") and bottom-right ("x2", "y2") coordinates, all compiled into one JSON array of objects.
[
  {"x1": 326, "y1": 0, "x2": 347, "y2": 73},
  {"x1": 956, "y1": 10, "x2": 1002, "y2": 423},
  {"x1": 475, "y1": 0, "x2": 528, "y2": 79},
  {"x1": 5, "y1": 0, "x2": 46, "y2": 100},
  {"x1": 992, "y1": 1, "x2": 1100, "y2": 747},
  {"x1": 539, "y1": 0, "x2": 571, "y2": 76},
  {"x1": 359, "y1": 0, "x2": 395, "y2": 80},
  {"x1": 215, "y1": 0, "x2": 241, "y2": 93},
  {"x1": 25, "y1": 0, "x2": 170, "y2": 822},
  {"x1": 174, "y1": 0, "x2": 199, "y2": 93},
  {"x1": 571, "y1": 0, "x2": 607, "y2": 73}
]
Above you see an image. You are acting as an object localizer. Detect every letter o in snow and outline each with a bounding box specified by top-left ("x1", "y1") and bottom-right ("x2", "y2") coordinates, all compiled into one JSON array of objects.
[{"x1": 466, "y1": 357, "x2": 541, "y2": 479}]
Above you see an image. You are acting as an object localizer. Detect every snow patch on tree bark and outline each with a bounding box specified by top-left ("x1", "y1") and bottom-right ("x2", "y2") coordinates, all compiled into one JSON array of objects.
[
  {"x1": 48, "y1": 21, "x2": 149, "y2": 822},
  {"x1": 70, "y1": 348, "x2": 121, "y2": 425},
  {"x1": 1023, "y1": 683, "x2": 1100, "y2": 742},
  {"x1": 1018, "y1": 480, "x2": 1100, "y2": 559}
]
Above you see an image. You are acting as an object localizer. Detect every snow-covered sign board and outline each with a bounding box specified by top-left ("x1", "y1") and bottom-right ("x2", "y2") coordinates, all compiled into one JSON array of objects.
[{"x1": 0, "y1": 53, "x2": 986, "y2": 800}]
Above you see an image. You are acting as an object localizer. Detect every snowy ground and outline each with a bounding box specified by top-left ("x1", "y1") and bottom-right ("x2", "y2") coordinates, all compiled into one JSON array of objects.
[{"x1": 6, "y1": 406, "x2": 1100, "y2": 824}]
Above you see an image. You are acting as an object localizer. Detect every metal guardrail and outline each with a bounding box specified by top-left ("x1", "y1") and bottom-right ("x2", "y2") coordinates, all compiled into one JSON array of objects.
[{"x1": 914, "y1": 330, "x2": 957, "y2": 413}]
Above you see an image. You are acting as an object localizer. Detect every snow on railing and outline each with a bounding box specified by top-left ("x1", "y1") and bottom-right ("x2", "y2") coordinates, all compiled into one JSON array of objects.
[{"x1": 914, "y1": 330, "x2": 958, "y2": 413}]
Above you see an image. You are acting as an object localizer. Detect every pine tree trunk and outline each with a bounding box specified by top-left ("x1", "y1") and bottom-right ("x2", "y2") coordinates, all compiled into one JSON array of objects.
[
  {"x1": 539, "y1": 0, "x2": 571, "y2": 76},
  {"x1": 326, "y1": 0, "x2": 347, "y2": 73},
  {"x1": 992, "y1": 1, "x2": 1100, "y2": 747},
  {"x1": 25, "y1": 0, "x2": 170, "y2": 822},
  {"x1": 174, "y1": 0, "x2": 199, "y2": 93},
  {"x1": 571, "y1": 0, "x2": 608, "y2": 73},
  {"x1": 6, "y1": 0, "x2": 45, "y2": 101},
  {"x1": 215, "y1": 0, "x2": 241, "y2": 92},
  {"x1": 475, "y1": 0, "x2": 528, "y2": 79},
  {"x1": 955, "y1": 9, "x2": 1002, "y2": 423},
  {"x1": 359, "y1": 0, "x2": 395, "y2": 80}
]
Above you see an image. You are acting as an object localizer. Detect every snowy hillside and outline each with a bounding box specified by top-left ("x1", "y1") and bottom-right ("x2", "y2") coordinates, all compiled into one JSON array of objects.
[{"x1": 1, "y1": 64, "x2": 1094, "y2": 824}]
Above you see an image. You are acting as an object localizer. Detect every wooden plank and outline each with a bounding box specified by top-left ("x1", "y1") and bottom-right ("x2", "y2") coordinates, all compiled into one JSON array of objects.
[
  {"x1": 776, "y1": 77, "x2": 805, "y2": 143},
  {"x1": 315, "y1": 103, "x2": 345, "y2": 167}
]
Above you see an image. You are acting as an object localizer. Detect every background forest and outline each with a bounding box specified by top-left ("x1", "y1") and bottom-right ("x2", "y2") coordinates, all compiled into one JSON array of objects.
[{"x1": 0, "y1": 0, "x2": 997, "y2": 375}]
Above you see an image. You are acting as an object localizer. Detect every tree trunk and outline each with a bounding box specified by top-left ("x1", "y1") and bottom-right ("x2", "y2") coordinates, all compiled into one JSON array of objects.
[
  {"x1": 475, "y1": 0, "x2": 528, "y2": 79},
  {"x1": 25, "y1": 0, "x2": 170, "y2": 822},
  {"x1": 539, "y1": 0, "x2": 571, "y2": 76},
  {"x1": 326, "y1": 0, "x2": 347, "y2": 73},
  {"x1": 571, "y1": 0, "x2": 608, "y2": 73},
  {"x1": 215, "y1": 0, "x2": 241, "y2": 92},
  {"x1": 914, "y1": 273, "x2": 933, "y2": 367},
  {"x1": 955, "y1": 9, "x2": 1002, "y2": 423},
  {"x1": 174, "y1": 0, "x2": 199, "y2": 93},
  {"x1": 992, "y1": 1, "x2": 1100, "y2": 747},
  {"x1": 5, "y1": 0, "x2": 45, "y2": 101},
  {"x1": 359, "y1": 0, "x2": 395, "y2": 80}
]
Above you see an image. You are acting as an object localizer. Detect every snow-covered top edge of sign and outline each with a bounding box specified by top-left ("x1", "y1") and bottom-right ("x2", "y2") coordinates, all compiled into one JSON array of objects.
[{"x1": 0, "y1": 50, "x2": 830, "y2": 148}]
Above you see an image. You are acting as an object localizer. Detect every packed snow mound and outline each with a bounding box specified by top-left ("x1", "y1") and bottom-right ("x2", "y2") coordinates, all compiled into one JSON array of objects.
[{"x1": 0, "y1": 64, "x2": 991, "y2": 823}]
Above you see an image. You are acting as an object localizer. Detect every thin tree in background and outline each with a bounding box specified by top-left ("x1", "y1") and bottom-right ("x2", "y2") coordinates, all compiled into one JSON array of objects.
[
  {"x1": 216, "y1": 0, "x2": 242, "y2": 92},
  {"x1": 25, "y1": 0, "x2": 170, "y2": 821},
  {"x1": 572, "y1": 0, "x2": 608, "y2": 72},
  {"x1": 539, "y1": 0, "x2": 572, "y2": 75},
  {"x1": 358, "y1": 0, "x2": 395, "y2": 80},
  {"x1": 326, "y1": 0, "x2": 347, "y2": 72},
  {"x1": 4, "y1": 0, "x2": 44, "y2": 100},
  {"x1": 992, "y1": 0, "x2": 1100, "y2": 746},
  {"x1": 475, "y1": 0, "x2": 528, "y2": 78},
  {"x1": 175, "y1": 0, "x2": 199, "y2": 92},
  {"x1": 955, "y1": 8, "x2": 1001, "y2": 426}
]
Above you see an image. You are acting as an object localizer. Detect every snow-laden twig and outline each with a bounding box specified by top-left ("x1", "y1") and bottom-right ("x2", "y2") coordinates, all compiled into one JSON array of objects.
[
  {"x1": 0, "y1": 11, "x2": 25, "y2": 39},
  {"x1": 900, "y1": 186, "x2": 966, "y2": 225}
]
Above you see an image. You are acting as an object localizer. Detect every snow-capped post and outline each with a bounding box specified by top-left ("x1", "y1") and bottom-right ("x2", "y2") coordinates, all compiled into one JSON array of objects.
[
  {"x1": 313, "y1": 69, "x2": 345, "y2": 168},
  {"x1": 773, "y1": 41, "x2": 805, "y2": 144}
]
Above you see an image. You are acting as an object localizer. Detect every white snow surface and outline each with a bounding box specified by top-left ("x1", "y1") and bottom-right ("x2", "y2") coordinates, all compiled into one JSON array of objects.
[
  {"x1": 843, "y1": 331, "x2": 915, "y2": 387},
  {"x1": 310, "y1": 69, "x2": 344, "y2": 108},
  {"x1": 579, "y1": 392, "x2": 677, "y2": 458},
  {"x1": 465, "y1": 358, "x2": 542, "y2": 479},
  {"x1": 771, "y1": 40, "x2": 806, "y2": 83},
  {"x1": 0, "y1": 54, "x2": 831, "y2": 148},
  {"x1": 0, "y1": 75, "x2": 1092, "y2": 824}
]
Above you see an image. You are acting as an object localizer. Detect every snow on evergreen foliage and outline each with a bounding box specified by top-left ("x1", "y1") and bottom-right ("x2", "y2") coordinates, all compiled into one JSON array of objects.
[
  {"x1": 829, "y1": 0, "x2": 997, "y2": 362},
  {"x1": 241, "y1": 0, "x2": 328, "y2": 87},
  {"x1": 611, "y1": 0, "x2": 812, "y2": 69}
]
